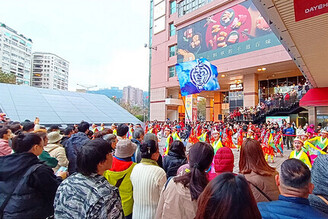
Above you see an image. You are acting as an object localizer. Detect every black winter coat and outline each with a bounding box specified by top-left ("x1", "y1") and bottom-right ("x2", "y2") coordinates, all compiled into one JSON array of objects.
[
  {"x1": 0, "y1": 153, "x2": 61, "y2": 218},
  {"x1": 163, "y1": 151, "x2": 187, "y2": 178}
]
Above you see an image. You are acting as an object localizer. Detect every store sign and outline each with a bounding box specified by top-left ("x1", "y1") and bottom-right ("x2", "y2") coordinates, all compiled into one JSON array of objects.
[
  {"x1": 230, "y1": 83, "x2": 243, "y2": 90},
  {"x1": 294, "y1": 0, "x2": 328, "y2": 21}
]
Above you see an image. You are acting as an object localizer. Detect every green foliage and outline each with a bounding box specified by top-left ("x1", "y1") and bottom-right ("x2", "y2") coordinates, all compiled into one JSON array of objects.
[
  {"x1": 197, "y1": 97, "x2": 206, "y2": 121},
  {"x1": 0, "y1": 69, "x2": 16, "y2": 84}
]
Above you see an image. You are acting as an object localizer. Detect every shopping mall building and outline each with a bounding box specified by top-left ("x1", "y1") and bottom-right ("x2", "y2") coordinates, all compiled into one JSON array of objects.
[{"x1": 149, "y1": 0, "x2": 328, "y2": 126}]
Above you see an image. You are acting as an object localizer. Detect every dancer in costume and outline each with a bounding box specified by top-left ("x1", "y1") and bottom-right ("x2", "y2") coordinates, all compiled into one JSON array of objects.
[
  {"x1": 303, "y1": 127, "x2": 328, "y2": 163},
  {"x1": 163, "y1": 127, "x2": 173, "y2": 155},
  {"x1": 262, "y1": 128, "x2": 275, "y2": 163},
  {"x1": 197, "y1": 126, "x2": 210, "y2": 143},
  {"x1": 289, "y1": 137, "x2": 312, "y2": 169}
]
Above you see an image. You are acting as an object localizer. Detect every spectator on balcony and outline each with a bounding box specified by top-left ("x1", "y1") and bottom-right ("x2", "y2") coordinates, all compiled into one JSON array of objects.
[{"x1": 298, "y1": 82, "x2": 303, "y2": 99}]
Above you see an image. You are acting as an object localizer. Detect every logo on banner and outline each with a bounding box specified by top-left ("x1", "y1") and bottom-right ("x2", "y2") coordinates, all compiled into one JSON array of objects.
[
  {"x1": 176, "y1": 58, "x2": 220, "y2": 96},
  {"x1": 190, "y1": 60, "x2": 212, "y2": 91}
]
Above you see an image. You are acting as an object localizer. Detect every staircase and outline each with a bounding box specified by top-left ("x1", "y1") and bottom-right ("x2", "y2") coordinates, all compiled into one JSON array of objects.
[{"x1": 253, "y1": 101, "x2": 305, "y2": 124}]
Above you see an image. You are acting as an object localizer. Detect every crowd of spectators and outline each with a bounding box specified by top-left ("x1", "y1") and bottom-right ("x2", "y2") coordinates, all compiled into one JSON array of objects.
[
  {"x1": 227, "y1": 81, "x2": 310, "y2": 122},
  {"x1": 0, "y1": 114, "x2": 327, "y2": 218}
]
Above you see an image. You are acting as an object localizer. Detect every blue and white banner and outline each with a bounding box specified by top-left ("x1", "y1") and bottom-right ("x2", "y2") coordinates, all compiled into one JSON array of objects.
[{"x1": 176, "y1": 58, "x2": 220, "y2": 96}]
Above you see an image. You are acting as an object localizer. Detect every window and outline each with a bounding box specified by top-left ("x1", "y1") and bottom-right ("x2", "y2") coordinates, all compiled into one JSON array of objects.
[
  {"x1": 169, "y1": 66, "x2": 176, "y2": 77},
  {"x1": 169, "y1": 23, "x2": 176, "y2": 37},
  {"x1": 169, "y1": 45, "x2": 176, "y2": 57},
  {"x1": 170, "y1": 1, "x2": 176, "y2": 14}
]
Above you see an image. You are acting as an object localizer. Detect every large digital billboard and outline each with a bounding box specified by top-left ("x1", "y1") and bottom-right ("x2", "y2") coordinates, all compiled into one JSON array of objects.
[{"x1": 177, "y1": 0, "x2": 281, "y2": 63}]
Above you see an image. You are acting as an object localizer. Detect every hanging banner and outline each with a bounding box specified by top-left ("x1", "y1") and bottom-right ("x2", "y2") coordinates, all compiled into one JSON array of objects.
[{"x1": 294, "y1": 0, "x2": 328, "y2": 22}]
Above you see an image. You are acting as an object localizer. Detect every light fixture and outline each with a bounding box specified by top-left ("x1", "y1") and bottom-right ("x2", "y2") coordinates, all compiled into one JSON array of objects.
[
  {"x1": 257, "y1": 67, "x2": 267, "y2": 72},
  {"x1": 221, "y1": 74, "x2": 226, "y2": 78}
]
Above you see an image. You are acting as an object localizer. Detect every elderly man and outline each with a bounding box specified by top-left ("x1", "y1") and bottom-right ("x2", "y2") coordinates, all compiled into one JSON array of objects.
[
  {"x1": 0, "y1": 127, "x2": 13, "y2": 156},
  {"x1": 257, "y1": 159, "x2": 328, "y2": 218}
]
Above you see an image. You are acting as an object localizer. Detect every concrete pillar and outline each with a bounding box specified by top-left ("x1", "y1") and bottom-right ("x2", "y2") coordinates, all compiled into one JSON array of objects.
[
  {"x1": 308, "y1": 107, "x2": 317, "y2": 126},
  {"x1": 214, "y1": 92, "x2": 222, "y2": 122},
  {"x1": 243, "y1": 73, "x2": 259, "y2": 108}
]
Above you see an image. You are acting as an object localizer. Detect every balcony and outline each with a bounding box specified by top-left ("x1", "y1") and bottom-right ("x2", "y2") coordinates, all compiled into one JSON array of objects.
[{"x1": 165, "y1": 98, "x2": 183, "y2": 106}]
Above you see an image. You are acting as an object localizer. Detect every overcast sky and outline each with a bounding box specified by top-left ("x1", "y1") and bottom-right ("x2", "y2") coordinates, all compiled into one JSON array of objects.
[{"x1": 0, "y1": 0, "x2": 150, "y2": 91}]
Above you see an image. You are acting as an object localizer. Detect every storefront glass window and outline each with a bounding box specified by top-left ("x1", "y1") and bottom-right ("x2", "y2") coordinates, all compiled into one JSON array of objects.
[{"x1": 288, "y1": 76, "x2": 297, "y2": 86}]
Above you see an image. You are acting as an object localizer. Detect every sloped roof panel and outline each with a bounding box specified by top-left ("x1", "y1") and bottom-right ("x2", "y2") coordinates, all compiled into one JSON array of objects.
[{"x1": 0, "y1": 83, "x2": 141, "y2": 125}]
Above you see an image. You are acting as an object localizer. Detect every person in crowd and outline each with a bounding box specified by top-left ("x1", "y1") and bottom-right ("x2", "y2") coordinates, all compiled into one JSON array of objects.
[
  {"x1": 289, "y1": 137, "x2": 311, "y2": 169},
  {"x1": 47, "y1": 125, "x2": 60, "y2": 133},
  {"x1": 131, "y1": 127, "x2": 144, "y2": 163},
  {"x1": 65, "y1": 121, "x2": 90, "y2": 174},
  {"x1": 195, "y1": 173, "x2": 261, "y2": 219},
  {"x1": 144, "y1": 133, "x2": 163, "y2": 167},
  {"x1": 0, "y1": 126, "x2": 13, "y2": 156},
  {"x1": 54, "y1": 138, "x2": 123, "y2": 218},
  {"x1": 163, "y1": 140, "x2": 187, "y2": 178},
  {"x1": 117, "y1": 124, "x2": 129, "y2": 141},
  {"x1": 103, "y1": 139, "x2": 137, "y2": 219},
  {"x1": 44, "y1": 131, "x2": 69, "y2": 173},
  {"x1": 0, "y1": 133, "x2": 66, "y2": 218},
  {"x1": 34, "y1": 129, "x2": 59, "y2": 168},
  {"x1": 208, "y1": 147, "x2": 234, "y2": 181},
  {"x1": 308, "y1": 155, "x2": 328, "y2": 214},
  {"x1": 284, "y1": 123, "x2": 295, "y2": 150},
  {"x1": 257, "y1": 159, "x2": 328, "y2": 218},
  {"x1": 22, "y1": 121, "x2": 35, "y2": 133},
  {"x1": 111, "y1": 123, "x2": 118, "y2": 135},
  {"x1": 9, "y1": 123, "x2": 22, "y2": 135},
  {"x1": 239, "y1": 138, "x2": 280, "y2": 202},
  {"x1": 130, "y1": 140, "x2": 166, "y2": 219},
  {"x1": 103, "y1": 134, "x2": 118, "y2": 150},
  {"x1": 60, "y1": 126, "x2": 74, "y2": 147},
  {"x1": 156, "y1": 142, "x2": 214, "y2": 219}
]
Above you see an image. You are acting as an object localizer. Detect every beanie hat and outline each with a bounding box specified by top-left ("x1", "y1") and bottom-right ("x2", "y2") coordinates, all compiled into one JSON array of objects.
[
  {"x1": 115, "y1": 139, "x2": 137, "y2": 158},
  {"x1": 311, "y1": 155, "x2": 328, "y2": 195}
]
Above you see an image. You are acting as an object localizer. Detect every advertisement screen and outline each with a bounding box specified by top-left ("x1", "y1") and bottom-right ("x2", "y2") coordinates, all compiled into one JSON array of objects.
[
  {"x1": 177, "y1": 0, "x2": 280, "y2": 63},
  {"x1": 266, "y1": 116, "x2": 290, "y2": 126}
]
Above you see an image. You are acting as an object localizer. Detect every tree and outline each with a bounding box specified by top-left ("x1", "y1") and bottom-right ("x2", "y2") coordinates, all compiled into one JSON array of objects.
[
  {"x1": 0, "y1": 69, "x2": 16, "y2": 84},
  {"x1": 197, "y1": 97, "x2": 206, "y2": 121}
]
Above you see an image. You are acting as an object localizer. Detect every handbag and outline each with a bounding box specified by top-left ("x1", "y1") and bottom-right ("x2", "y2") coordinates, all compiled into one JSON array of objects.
[
  {"x1": 247, "y1": 181, "x2": 272, "y2": 201},
  {"x1": 0, "y1": 164, "x2": 42, "y2": 219}
]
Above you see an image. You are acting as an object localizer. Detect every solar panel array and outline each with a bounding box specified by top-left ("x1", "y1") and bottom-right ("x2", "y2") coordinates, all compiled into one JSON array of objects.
[{"x1": 0, "y1": 83, "x2": 141, "y2": 125}]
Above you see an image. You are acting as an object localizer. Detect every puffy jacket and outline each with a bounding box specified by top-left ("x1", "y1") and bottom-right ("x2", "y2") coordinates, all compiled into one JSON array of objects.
[
  {"x1": 0, "y1": 152, "x2": 61, "y2": 218},
  {"x1": 44, "y1": 143, "x2": 69, "y2": 172},
  {"x1": 258, "y1": 195, "x2": 328, "y2": 218},
  {"x1": 163, "y1": 151, "x2": 187, "y2": 178},
  {"x1": 244, "y1": 171, "x2": 280, "y2": 202},
  {"x1": 65, "y1": 132, "x2": 90, "y2": 174},
  {"x1": 103, "y1": 158, "x2": 136, "y2": 217},
  {"x1": 0, "y1": 139, "x2": 12, "y2": 156},
  {"x1": 208, "y1": 147, "x2": 234, "y2": 181}
]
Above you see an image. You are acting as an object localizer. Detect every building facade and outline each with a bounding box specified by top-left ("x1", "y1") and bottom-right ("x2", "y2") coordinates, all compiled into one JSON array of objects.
[
  {"x1": 122, "y1": 86, "x2": 144, "y2": 106},
  {"x1": 149, "y1": 0, "x2": 304, "y2": 122},
  {"x1": 31, "y1": 52, "x2": 69, "y2": 90},
  {"x1": 0, "y1": 23, "x2": 33, "y2": 85}
]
